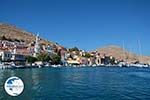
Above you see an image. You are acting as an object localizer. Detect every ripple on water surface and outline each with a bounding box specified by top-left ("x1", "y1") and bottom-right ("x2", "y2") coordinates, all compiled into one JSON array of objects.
[{"x1": 0, "y1": 67, "x2": 150, "y2": 100}]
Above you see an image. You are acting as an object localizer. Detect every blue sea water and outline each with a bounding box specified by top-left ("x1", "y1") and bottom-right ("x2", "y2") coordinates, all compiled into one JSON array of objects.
[{"x1": 0, "y1": 67, "x2": 150, "y2": 100}]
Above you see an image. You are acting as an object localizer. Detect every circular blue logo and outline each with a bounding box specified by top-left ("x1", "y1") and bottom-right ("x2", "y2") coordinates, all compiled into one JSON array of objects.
[{"x1": 4, "y1": 76, "x2": 24, "y2": 96}]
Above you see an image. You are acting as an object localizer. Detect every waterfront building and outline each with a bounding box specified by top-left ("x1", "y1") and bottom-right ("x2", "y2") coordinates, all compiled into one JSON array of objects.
[
  {"x1": 11, "y1": 54, "x2": 25, "y2": 62},
  {"x1": 45, "y1": 45, "x2": 53, "y2": 53},
  {"x1": 79, "y1": 50, "x2": 86, "y2": 56},
  {"x1": 0, "y1": 51, "x2": 12, "y2": 61},
  {"x1": 95, "y1": 53, "x2": 101, "y2": 65},
  {"x1": 101, "y1": 55, "x2": 114, "y2": 65},
  {"x1": 14, "y1": 48, "x2": 31, "y2": 56},
  {"x1": 60, "y1": 49, "x2": 68, "y2": 65},
  {"x1": 11, "y1": 47, "x2": 25, "y2": 62},
  {"x1": 27, "y1": 46, "x2": 35, "y2": 55},
  {"x1": 88, "y1": 57, "x2": 96, "y2": 65},
  {"x1": 80, "y1": 57, "x2": 89, "y2": 65},
  {"x1": 0, "y1": 45, "x2": 26, "y2": 62}
]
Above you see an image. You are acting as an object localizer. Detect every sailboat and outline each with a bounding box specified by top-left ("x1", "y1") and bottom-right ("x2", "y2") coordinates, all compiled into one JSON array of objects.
[
  {"x1": 118, "y1": 40, "x2": 129, "y2": 67},
  {"x1": 130, "y1": 40, "x2": 149, "y2": 67}
]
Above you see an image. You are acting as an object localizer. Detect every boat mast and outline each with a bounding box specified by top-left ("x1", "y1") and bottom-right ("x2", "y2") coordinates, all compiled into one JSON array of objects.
[
  {"x1": 122, "y1": 40, "x2": 126, "y2": 62},
  {"x1": 138, "y1": 40, "x2": 142, "y2": 63}
]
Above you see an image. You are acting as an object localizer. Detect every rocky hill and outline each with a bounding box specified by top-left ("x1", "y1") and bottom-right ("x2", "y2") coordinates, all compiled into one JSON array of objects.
[
  {"x1": 97, "y1": 45, "x2": 150, "y2": 64},
  {"x1": 0, "y1": 23, "x2": 54, "y2": 45}
]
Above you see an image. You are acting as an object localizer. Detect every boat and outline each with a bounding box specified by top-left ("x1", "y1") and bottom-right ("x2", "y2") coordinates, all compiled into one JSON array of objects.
[
  {"x1": 0, "y1": 63, "x2": 13, "y2": 69},
  {"x1": 118, "y1": 62, "x2": 129, "y2": 67},
  {"x1": 51, "y1": 65, "x2": 58, "y2": 67},
  {"x1": 129, "y1": 63, "x2": 149, "y2": 68}
]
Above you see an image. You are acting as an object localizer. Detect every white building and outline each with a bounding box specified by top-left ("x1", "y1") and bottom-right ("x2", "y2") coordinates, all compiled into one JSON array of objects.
[
  {"x1": 11, "y1": 54, "x2": 25, "y2": 61},
  {"x1": 10, "y1": 47, "x2": 25, "y2": 61},
  {"x1": 0, "y1": 51, "x2": 12, "y2": 61},
  {"x1": 0, "y1": 50, "x2": 25, "y2": 62},
  {"x1": 95, "y1": 53, "x2": 101, "y2": 65}
]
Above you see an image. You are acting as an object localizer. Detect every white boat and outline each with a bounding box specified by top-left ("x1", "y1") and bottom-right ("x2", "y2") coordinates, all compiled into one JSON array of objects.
[
  {"x1": 129, "y1": 63, "x2": 149, "y2": 68},
  {"x1": 0, "y1": 63, "x2": 13, "y2": 69},
  {"x1": 118, "y1": 62, "x2": 128, "y2": 67},
  {"x1": 45, "y1": 63, "x2": 50, "y2": 67},
  {"x1": 14, "y1": 65, "x2": 25, "y2": 68},
  {"x1": 92, "y1": 64, "x2": 97, "y2": 67},
  {"x1": 38, "y1": 65, "x2": 42, "y2": 68},
  {"x1": 51, "y1": 65, "x2": 58, "y2": 67}
]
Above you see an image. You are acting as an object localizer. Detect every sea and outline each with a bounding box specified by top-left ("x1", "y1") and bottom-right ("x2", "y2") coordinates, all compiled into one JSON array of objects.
[{"x1": 0, "y1": 67, "x2": 150, "y2": 100}]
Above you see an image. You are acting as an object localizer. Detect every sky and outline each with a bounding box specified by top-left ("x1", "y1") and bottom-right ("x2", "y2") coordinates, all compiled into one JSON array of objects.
[{"x1": 0, "y1": 0, "x2": 150, "y2": 55}]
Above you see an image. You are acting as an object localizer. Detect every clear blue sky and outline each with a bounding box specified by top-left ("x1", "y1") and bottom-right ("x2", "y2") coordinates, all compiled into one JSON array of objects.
[{"x1": 0, "y1": 0, "x2": 150, "y2": 55}]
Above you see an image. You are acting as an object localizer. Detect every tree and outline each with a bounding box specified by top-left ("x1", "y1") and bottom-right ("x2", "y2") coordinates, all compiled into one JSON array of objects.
[
  {"x1": 50, "y1": 54, "x2": 61, "y2": 64},
  {"x1": 110, "y1": 57, "x2": 116, "y2": 65},
  {"x1": 0, "y1": 36, "x2": 7, "y2": 40},
  {"x1": 37, "y1": 53, "x2": 51, "y2": 62},
  {"x1": 69, "y1": 47, "x2": 79, "y2": 52},
  {"x1": 82, "y1": 53, "x2": 92, "y2": 58},
  {"x1": 25, "y1": 56, "x2": 37, "y2": 63}
]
